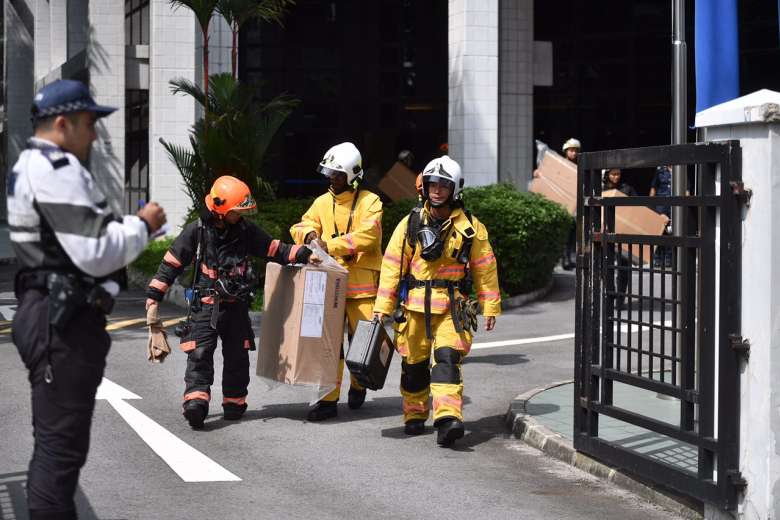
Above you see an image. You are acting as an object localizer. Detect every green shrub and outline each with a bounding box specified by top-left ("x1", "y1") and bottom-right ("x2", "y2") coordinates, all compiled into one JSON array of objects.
[
  {"x1": 131, "y1": 237, "x2": 174, "y2": 276},
  {"x1": 464, "y1": 184, "x2": 570, "y2": 294},
  {"x1": 250, "y1": 197, "x2": 315, "y2": 242},
  {"x1": 379, "y1": 185, "x2": 570, "y2": 295},
  {"x1": 381, "y1": 197, "x2": 419, "y2": 250}
]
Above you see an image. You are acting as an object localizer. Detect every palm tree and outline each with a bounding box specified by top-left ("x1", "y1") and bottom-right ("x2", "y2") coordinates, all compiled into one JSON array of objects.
[
  {"x1": 216, "y1": 0, "x2": 294, "y2": 79},
  {"x1": 168, "y1": 0, "x2": 219, "y2": 120},
  {"x1": 160, "y1": 73, "x2": 299, "y2": 209}
]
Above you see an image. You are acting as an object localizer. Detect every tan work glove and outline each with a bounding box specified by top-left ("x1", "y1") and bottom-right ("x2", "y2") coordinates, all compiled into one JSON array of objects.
[{"x1": 146, "y1": 299, "x2": 171, "y2": 363}]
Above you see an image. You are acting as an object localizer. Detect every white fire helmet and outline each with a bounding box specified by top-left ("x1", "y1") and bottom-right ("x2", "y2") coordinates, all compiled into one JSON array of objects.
[
  {"x1": 317, "y1": 142, "x2": 363, "y2": 184},
  {"x1": 562, "y1": 138, "x2": 581, "y2": 152},
  {"x1": 421, "y1": 155, "x2": 464, "y2": 203}
]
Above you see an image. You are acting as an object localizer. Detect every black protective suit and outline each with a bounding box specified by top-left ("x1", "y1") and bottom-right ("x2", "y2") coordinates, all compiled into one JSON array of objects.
[{"x1": 147, "y1": 212, "x2": 311, "y2": 420}]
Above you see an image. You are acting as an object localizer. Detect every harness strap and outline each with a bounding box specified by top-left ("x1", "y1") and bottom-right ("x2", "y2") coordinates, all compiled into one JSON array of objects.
[
  {"x1": 449, "y1": 283, "x2": 463, "y2": 334},
  {"x1": 424, "y1": 281, "x2": 433, "y2": 340}
]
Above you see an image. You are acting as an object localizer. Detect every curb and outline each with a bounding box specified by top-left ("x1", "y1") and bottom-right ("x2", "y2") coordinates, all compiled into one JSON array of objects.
[
  {"x1": 502, "y1": 277, "x2": 555, "y2": 310},
  {"x1": 505, "y1": 382, "x2": 703, "y2": 520}
]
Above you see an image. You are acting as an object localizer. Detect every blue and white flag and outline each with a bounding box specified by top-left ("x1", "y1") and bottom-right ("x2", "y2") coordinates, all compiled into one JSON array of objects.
[{"x1": 695, "y1": 0, "x2": 740, "y2": 113}]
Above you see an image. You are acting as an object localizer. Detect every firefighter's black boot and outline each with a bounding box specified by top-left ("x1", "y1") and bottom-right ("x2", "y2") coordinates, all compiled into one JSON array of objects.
[
  {"x1": 435, "y1": 417, "x2": 464, "y2": 447},
  {"x1": 404, "y1": 419, "x2": 426, "y2": 436},
  {"x1": 223, "y1": 402, "x2": 248, "y2": 421},
  {"x1": 183, "y1": 400, "x2": 208, "y2": 430},
  {"x1": 307, "y1": 400, "x2": 338, "y2": 422},
  {"x1": 347, "y1": 387, "x2": 367, "y2": 410}
]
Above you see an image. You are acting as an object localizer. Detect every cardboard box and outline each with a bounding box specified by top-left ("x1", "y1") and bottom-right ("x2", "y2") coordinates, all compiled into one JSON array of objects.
[
  {"x1": 529, "y1": 150, "x2": 578, "y2": 216},
  {"x1": 378, "y1": 161, "x2": 418, "y2": 202},
  {"x1": 602, "y1": 189, "x2": 669, "y2": 265},
  {"x1": 530, "y1": 148, "x2": 670, "y2": 265},
  {"x1": 256, "y1": 262, "x2": 347, "y2": 392}
]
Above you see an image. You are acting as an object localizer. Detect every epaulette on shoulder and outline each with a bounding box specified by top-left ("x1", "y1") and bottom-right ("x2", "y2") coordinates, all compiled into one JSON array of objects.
[{"x1": 40, "y1": 148, "x2": 71, "y2": 170}]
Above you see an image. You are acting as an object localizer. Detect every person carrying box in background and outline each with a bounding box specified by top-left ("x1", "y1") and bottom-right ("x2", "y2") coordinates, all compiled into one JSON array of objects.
[
  {"x1": 373, "y1": 155, "x2": 501, "y2": 447},
  {"x1": 290, "y1": 142, "x2": 384, "y2": 421},
  {"x1": 145, "y1": 175, "x2": 320, "y2": 430}
]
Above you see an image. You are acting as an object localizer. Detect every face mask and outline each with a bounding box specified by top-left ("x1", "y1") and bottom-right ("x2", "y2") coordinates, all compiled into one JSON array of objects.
[{"x1": 418, "y1": 225, "x2": 444, "y2": 261}]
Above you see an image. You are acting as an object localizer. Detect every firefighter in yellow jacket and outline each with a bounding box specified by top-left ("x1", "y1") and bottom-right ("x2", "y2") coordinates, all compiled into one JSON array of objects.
[
  {"x1": 290, "y1": 142, "x2": 383, "y2": 421},
  {"x1": 374, "y1": 155, "x2": 501, "y2": 447}
]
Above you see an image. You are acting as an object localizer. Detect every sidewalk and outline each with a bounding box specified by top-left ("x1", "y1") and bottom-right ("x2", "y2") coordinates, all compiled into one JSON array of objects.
[{"x1": 506, "y1": 381, "x2": 702, "y2": 519}]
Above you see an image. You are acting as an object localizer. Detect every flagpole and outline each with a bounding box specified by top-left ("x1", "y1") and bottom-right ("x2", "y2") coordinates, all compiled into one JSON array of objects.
[
  {"x1": 672, "y1": 0, "x2": 686, "y2": 391},
  {"x1": 672, "y1": 0, "x2": 686, "y2": 196}
]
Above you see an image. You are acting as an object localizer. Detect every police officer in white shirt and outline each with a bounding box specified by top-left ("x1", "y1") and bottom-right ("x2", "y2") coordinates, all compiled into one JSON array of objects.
[{"x1": 7, "y1": 79, "x2": 166, "y2": 520}]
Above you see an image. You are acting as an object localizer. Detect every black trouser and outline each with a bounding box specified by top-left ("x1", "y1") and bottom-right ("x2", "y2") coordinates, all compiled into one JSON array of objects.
[
  {"x1": 610, "y1": 252, "x2": 631, "y2": 302},
  {"x1": 12, "y1": 289, "x2": 110, "y2": 520},
  {"x1": 179, "y1": 302, "x2": 255, "y2": 409}
]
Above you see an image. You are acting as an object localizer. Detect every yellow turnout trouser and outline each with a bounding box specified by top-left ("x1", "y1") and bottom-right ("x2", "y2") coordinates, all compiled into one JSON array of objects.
[
  {"x1": 395, "y1": 310, "x2": 472, "y2": 423},
  {"x1": 321, "y1": 298, "x2": 374, "y2": 402}
]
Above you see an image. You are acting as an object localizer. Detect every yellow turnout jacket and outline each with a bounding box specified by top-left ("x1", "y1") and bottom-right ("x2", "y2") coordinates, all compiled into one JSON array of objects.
[
  {"x1": 290, "y1": 188, "x2": 383, "y2": 299},
  {"x1": 374, "y1": 204, "x2": 501, "y2": 317}
]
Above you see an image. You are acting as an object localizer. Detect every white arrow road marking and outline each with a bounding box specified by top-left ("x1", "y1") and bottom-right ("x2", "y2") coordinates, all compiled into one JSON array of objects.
[
  {"x1": 96, "y1": 378, "x2": 241, "y2": 482},
  {"x1": 470, "y1": 320, "x2": 675, "y2": 350},
  {"x1": 0, "y1": 304, "x2": 16, "y2": 321}
]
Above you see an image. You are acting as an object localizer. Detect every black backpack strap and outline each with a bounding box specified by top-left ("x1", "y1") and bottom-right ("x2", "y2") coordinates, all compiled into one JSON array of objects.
[{"x1": 405, "y1": 205, "x2": 422, "y2": 250}]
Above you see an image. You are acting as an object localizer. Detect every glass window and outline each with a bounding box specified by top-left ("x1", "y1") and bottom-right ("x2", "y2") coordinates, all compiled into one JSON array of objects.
[{"x1": 125, "y1": 0, "x2": 150, "y2": 45}]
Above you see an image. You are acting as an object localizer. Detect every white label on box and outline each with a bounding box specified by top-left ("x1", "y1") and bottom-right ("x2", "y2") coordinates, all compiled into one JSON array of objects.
[
  {"x1": 303, "y1": 271, "x2": 327, "y2": 305},
  {"x1": 301, "y1": 271, "x2": 327, "y2": 337},
  {"x1": 380, "y1": 340, "x2": 391, "y2": 367},
  {"x1": 301, "y1": 303, "x2": 325, "y2": 338}
]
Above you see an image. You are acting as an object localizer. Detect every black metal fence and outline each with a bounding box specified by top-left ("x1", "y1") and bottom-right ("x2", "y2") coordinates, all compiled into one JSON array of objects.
[{"x1": 574, "y1": 142, "x2": 745, "y2": 509}]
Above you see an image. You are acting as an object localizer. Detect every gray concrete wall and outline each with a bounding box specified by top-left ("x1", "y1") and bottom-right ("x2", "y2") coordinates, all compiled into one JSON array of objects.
[
  {"x1": 448, "y1": 0, "x2": 499, "y2": 188},
  {"x1": 5, "y1": 0, "x2": 35, "y2": 173},
  {"x1": 87, "y1": 0, "x2": 126, "y2": 216},
  {"x1": 498, "y1": 0, "x2": 533, "y2": 189},
  {"x1": 148, "y1": 0, "x2": 197, "y2": 231}
]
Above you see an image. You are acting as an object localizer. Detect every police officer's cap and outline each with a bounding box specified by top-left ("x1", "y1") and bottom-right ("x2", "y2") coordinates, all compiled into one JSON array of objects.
[{"x1": 31, "y1": 80, "x2": 117, "y2": 121}]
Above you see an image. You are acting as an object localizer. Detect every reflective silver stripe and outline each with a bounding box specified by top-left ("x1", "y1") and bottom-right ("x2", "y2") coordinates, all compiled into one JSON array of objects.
[
  {"x1": 36, "y1": 202, "x2": 116, "y2": 238},
  {"x1": 8, "y1": 212, "x2": 39, "y2": 227},
  {"x1": 10, "y1": 231, "x2": 41, "y2": 242}
]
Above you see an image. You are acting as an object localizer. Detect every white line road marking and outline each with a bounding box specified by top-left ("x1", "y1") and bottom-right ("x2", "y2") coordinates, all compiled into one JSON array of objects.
[
  {"x1": 470, "y1": 320, "x2": 675, "y2": 350},
  {"x1": 471, "y1": 333, "x2": 575, "y2": 350},
  {"x1": 0, "y1": 305, "x2": 16, "y2": 321},
  {"x1": 96, "y1": 378, "x2": 241, "y2": 482}
]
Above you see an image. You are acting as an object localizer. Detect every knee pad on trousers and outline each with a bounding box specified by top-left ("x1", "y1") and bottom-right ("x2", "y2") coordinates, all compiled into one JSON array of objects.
[
  {"x1": 401, "y1": 358, "x2": 430, "y2": 393},
  {"x1": 431, "y1": 347, "x2": 462, "y2": 384}
]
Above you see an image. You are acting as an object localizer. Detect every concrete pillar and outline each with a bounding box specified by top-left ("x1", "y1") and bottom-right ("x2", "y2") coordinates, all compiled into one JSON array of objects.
[
  {"x1": 50, "y1": 0, "x2": 68, "y2": 67},
  {"x1": 448, "y1": 0, "x2": 499, "y2": 188},
  {"x1": 697, "y1": 89, "x2": 780, "y2": 519},
  {"x1": 34, "y1": 0, "x2": 51, "y2": 81},
  {"x1": 149, "y1": 0, "x2": 198, "y2": 230},
  {"x1": 5, "y1": 0, "x2": 35, "y2": 168},
  {"x1": 207, "y1": 16, "x2": 234, "y2": 76},
  {"x1": 86, "y1": 0, "x2": 126, "y2": 216},
  {"x1": 3, "y1": 0, "x2": 35, "y2": 224},
  {"x1": 498, "y1": 0, "x2": 533, "y2": 188}
]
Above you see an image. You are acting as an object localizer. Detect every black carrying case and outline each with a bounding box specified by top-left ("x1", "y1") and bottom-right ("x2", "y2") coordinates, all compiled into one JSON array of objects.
[{"x1": 345, "y1": 319, "x2": 395, "y2": 390}]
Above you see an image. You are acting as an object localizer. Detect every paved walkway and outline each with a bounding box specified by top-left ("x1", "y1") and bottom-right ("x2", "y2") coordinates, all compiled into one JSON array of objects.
[{"x1": 526, "y1": 381, "x2": 698, "y2": 475}]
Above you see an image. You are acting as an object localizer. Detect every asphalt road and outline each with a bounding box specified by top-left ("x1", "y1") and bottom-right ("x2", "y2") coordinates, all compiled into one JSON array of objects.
[{"x1": 0, "y1": 268, "x2": 684, "y2": 520}]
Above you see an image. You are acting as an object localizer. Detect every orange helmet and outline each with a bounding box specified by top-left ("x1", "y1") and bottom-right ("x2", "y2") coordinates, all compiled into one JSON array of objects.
[
  {"x1": 205, "y1": 175, "x2": 256, "y2": 216},
  {"x1": 415, "y1": 173, "x2": 423, "y2": 196}
]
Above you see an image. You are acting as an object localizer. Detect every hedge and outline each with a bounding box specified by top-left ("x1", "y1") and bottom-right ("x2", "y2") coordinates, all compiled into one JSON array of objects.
[
  {"x1": 381, "y1": 185, "x2": 570, "y2": 295},
  {"x1": 461, "y1": 184, "x2": 570, "y2": 294},
  {"x1": 130, "y1": 184, "x2": 569, "y2": 301}
]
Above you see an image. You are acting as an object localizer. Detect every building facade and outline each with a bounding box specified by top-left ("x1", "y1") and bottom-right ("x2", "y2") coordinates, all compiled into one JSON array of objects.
[
  {"x1": 4, "y1": 1, "x2": 778, "y2": 232},
  {"x1": 2, "y1": 0, "x2": 539, "y2": 231}
]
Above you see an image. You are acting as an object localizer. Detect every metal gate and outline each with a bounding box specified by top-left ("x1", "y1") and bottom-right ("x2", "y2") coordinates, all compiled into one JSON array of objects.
[{"x1": 574, "y1": 141, "x2": 746, "y2": 509}]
